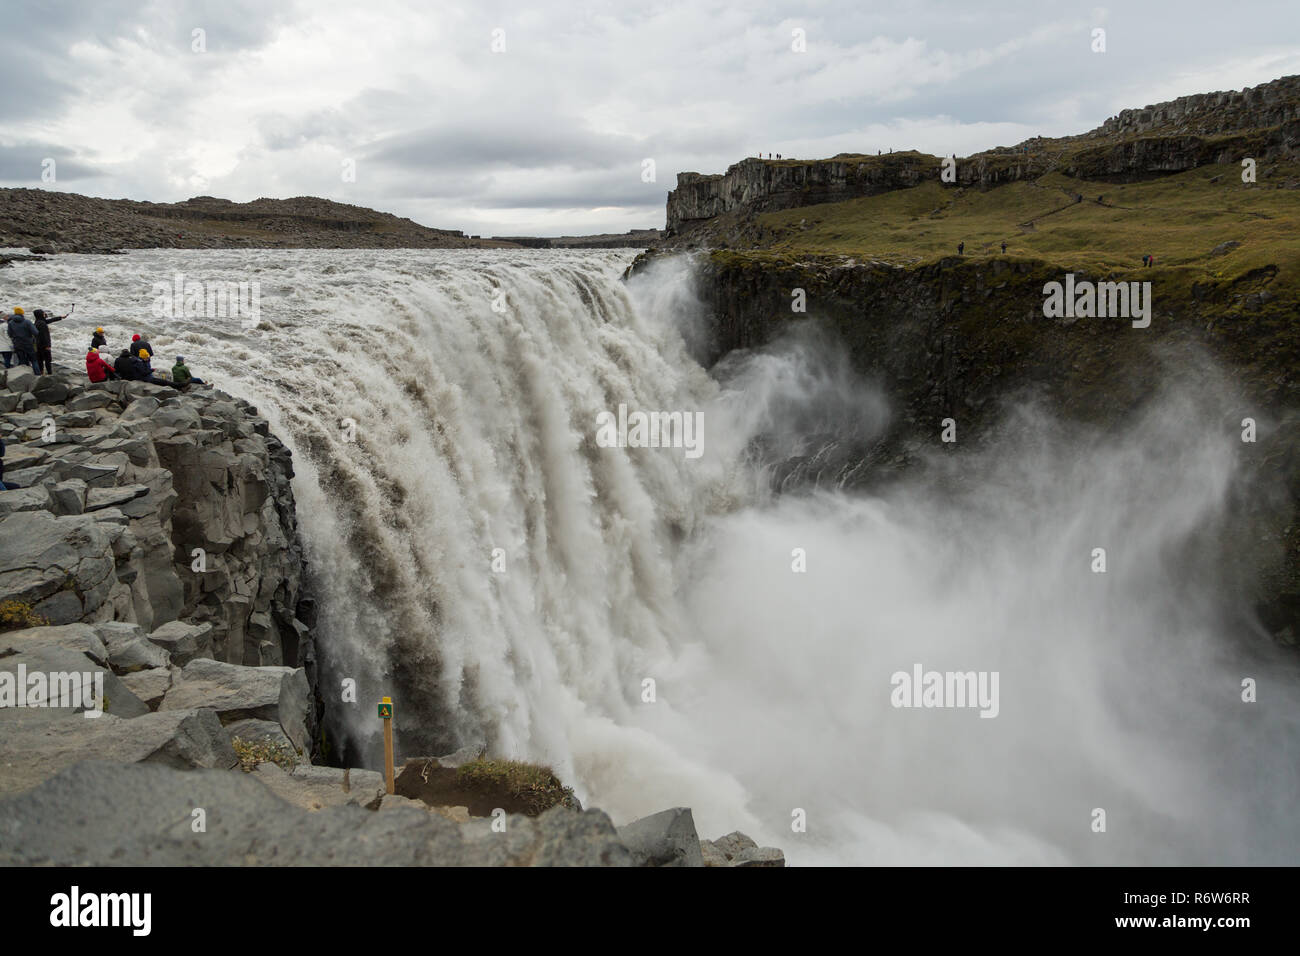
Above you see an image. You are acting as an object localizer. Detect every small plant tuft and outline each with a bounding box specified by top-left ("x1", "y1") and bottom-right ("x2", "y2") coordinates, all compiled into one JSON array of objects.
[
  {"x1": 0, "y1": 600, "x2": 50, "y2": 632},
  {"x1": 455, "y1": 757, "x2": 579, "y2": 814},
  {"x1": 233, "y1": 735, "x2": 299, "y2": 773}
]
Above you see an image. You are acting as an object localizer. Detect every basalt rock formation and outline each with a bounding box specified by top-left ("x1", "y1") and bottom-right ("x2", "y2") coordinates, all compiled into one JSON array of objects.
[{"x1": 664, "y1": 74, "x2": 1300, "y2": 237}]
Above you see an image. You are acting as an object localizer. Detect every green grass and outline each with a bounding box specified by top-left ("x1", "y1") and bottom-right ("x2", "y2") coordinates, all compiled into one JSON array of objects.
[{"x1": 752, "y1": 160, "x2": 1300, "y2": 300}]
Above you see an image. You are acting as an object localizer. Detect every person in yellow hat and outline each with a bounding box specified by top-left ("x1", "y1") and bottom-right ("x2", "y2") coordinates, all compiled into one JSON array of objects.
[
  {"x1": 91, "y1": 326, "x2": 107, "y2": 350},
  {"x1": 126, "y1": 347, "x2": 168, "y2": 385}
]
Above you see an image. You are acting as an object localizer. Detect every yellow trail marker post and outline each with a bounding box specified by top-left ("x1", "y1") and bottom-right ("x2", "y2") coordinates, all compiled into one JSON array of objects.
[{"x1": 378, "y1": 696, "x2": 395, "y2": 794}]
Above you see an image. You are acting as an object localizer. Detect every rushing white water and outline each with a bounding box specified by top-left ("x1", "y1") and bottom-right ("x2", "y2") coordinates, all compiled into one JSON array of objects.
[{"x1": 7, "y1": 248, "x2": 1298, "y2": 865}]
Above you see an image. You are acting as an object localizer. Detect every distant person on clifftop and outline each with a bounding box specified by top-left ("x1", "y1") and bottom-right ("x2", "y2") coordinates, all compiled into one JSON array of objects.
[
  {"x1": 85, "y1": 347, "x2": 118, "y2": 383},
  {"x1": 957, "y1": 241, "x2": 964, "y2": 255},
  {"x1": 5, "y1": 307, "x2": 40, "y2": 374},
  {"x1": 1001, "y1": 240, "x2": 1007, "y2": 254},
  {"x1": 90, "y1": 326, "x2": 107, "y2": 350},
  {"x1": 33, "y1": 308, "x2": 65, "y2": 375},
  {"x1": 170, "y1": 356, "x2": 205, "y2": 388},
  {"x1": 1142, "y1": 254, "x2": 1149, "y2": 266}
]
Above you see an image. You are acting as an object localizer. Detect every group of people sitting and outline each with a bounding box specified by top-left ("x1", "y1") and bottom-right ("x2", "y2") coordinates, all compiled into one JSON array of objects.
[
  {"x1": 85, "y1": 331, "x2": 205, "y2": 389},
  {"x1": 5, "y1": 305, "x2": 207, "y2": 390}
]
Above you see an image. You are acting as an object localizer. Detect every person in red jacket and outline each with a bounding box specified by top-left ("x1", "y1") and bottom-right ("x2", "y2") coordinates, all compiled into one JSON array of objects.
[{"x1": 85, "y1": 347, "x2": 118, "y2": 382}]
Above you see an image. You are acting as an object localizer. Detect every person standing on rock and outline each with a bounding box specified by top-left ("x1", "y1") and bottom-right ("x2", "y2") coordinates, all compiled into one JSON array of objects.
[
  {"x1": 85, "y1": 347, "x2": 118, "y2": 383},
  {"x1": 1, "y1": 309, "x2": 13, "y2": 368},
  {"x1": 33, "y1": 308, "x2": 65, "y2": 375},
  {"x1": 90, "y1": 326, "x2": 107, "y2": 350},
  {"x1": 5, "y1": 307, "x2": 40, "y2": 374}
]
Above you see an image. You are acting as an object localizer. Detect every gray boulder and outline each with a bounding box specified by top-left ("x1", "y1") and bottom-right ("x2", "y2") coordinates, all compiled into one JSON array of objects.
[
  {"x1": 0, "y1": 485, "x2": 52, "y2": 516},
  {"x1": 117, "y1": 667, "x2": 172, "y2": 709},
  {"x1": 31, "y1": 375, "x2": 69, "y2": 404},
  {"x1": 0, "y1": 708, "x2": 236, "y2": 796},
  {"x1": 616, "y1": 807, "x2": 705, "y2": 867},
  {"x1": 145, "y1": 620, "x2": 213, "y2": 665},
  {"x1": 731, "y1": 846, "x2": 786, "y2": 867},
  {"x1": 66, "y1": 390, "x2": 116, "y2": 412},
  {"x1": 160, "y1": 657, "x2": 311, "y2": 752},
  {"x1": 4, "y1": 366, "x2": 36, "y2": 393},
  {"x1": 46, "y1": 478, "x2": 88, "y2": 515},
  {"x1": 94, "y1": 621, "x2": 172, "y2": 673},
  {"x1": 0, "y1": 641, "x2": 148, "y2": 720}
]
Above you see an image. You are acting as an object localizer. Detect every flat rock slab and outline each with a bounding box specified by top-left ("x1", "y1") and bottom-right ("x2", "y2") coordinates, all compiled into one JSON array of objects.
[
  {"x1": 160, "y1": 657, "x2": 310, "y2": 751},
  {"x1": 0, "y1": 708, "x2": 236, "y2": 797},
  {"x1": 0, "y1": 762, "x2": 634, "y2": 866},
  {"x1": 0, "y1": 486, "x2": 51, "y2": 515},
  {"x1": 0, "y1": 642, "x2": 148, "y2": 720},
  {"x1": 0, "y1": 623, "x2": 108, "y2": 665},
  {"x1": 731, "y1": 846, "x2": 786, "y2": 867},
  {"x1": 251, "y1": 763, "x2": 386, "y2": 811},
  {"x1": 117, "y1": 667, "x2": 173, "y2": 708},
  {"x1": 85, "y1": 484, "x2": 149, "y2": 512}
]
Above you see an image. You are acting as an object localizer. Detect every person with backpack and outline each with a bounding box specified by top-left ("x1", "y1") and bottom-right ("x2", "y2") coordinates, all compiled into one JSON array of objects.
[
  {"x1": 33, "y1": 309, "x2": 65, "y2": 374},
  {"x1": 113, "y1": 347, "x2": 135, "y2": 380},
  {"x1": 5, "y1": 307, "x2": 40, "y2": 374},
  {"x1": 170, "y1": 355, "x2": 206, "y2": 388},
  {"x1": 85, "y1": 347, "x2": 118, "y2": 383}
]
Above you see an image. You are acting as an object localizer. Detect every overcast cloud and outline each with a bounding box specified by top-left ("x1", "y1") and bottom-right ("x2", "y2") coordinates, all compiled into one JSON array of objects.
[{"x1": 2, "y1": 0, "x2": 1297, "y2": 235}]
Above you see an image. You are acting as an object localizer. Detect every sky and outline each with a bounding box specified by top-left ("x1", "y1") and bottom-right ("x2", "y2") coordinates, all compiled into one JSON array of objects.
[{"x1": 1, "y1": 0, "x2": 1297, "y2": 237}]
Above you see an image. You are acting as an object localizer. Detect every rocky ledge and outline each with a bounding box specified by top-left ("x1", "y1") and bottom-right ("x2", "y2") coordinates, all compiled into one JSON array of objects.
[{"x1": 0, "y1": 365, "x2": 782, "y2": 866}]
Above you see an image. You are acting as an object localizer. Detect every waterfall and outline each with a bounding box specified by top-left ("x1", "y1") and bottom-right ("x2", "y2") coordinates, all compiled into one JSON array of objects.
[{"x1": 11, "y1": 247, "x2": 1299, "y2": 864}]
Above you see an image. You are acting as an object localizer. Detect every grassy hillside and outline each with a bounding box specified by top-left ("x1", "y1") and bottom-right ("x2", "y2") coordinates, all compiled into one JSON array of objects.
[{"x1": 751, "y1": 160, "x2": 1300, "y2": 300}]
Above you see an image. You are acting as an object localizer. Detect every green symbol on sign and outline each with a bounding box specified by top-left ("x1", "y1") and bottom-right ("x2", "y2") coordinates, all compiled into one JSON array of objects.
[{"x1": 378, "y1": 703, "x2": 392, "y2": 719}]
